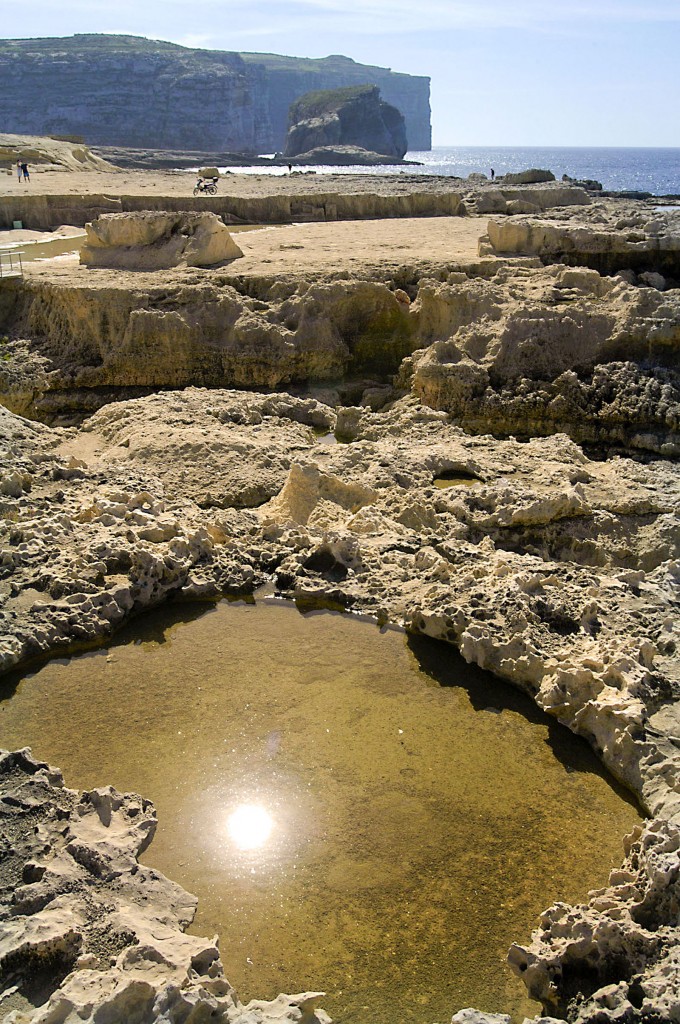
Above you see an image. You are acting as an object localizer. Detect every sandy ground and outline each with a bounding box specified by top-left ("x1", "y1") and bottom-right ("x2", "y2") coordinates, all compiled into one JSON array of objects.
[
  {"x1": 0, "y1": 164, "x2": 486, "y2": 280},
  {"x1": 16, "y1": 216, "x2": 487, "y2": 283},
  {"x1": 0, "y1": 165, "x2": 469, "y2": 199}
]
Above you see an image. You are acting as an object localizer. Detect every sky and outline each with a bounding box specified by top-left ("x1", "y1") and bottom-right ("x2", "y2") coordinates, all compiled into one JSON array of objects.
[{"x1": 1, "y1": 0, "x2": 679, "y2": 147}]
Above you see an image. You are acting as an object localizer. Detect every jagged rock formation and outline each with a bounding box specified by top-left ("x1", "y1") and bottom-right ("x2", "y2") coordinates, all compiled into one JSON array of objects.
[
  {"x1": 0, "y1": 35, "x2": 431, "y2": 153},
  {"x1": 508, "y1": 821, "x2": 680, "y2": 1022},
  {"x1": 79, "y1": 211, "x2": 243, "y2": 270},
  {"x1": 284, "y1": 85, "x2": 407, "y2": 161},
  {"x1": 0, "y1": 133, "x2": 114, "y2": 172},
  {"x1": 0, "y1": 275, "x2": 420, "y2": 403},
  {"x1": 0, "y1": 384, "x2": 679, "y2": 1023},
  {"x1": 0, "y1": 748, "x2": 330, "y2": 1024},
  {"x1": 403, "y1": 261, "x2": 680, "y2": 454}
]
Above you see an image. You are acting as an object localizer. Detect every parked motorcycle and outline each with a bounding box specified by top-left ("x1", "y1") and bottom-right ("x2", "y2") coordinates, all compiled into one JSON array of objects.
[{"x1": 193, "y1": 177, "x2": 218, "y2": 196}]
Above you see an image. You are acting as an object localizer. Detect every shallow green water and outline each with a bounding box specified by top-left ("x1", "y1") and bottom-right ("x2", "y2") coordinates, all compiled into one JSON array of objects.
[{"x1": 0, "y1": 600, "x2": 641, "y2": 1024}]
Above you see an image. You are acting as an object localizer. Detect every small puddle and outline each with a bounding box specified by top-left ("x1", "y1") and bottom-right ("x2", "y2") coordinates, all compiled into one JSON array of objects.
[
  {"x1": 0, "y1": 235, "x2": 86, "y2": 264},
  {"x1": 433, "y1": 472, "x2": 482, "y2": 489},
  {"x1": 0, "y1": 601, "x2": 641, "y2": 1024},
  {"x1": 312, "y1": 429, "x2": 339, "y2": 445},
  {"x1": 228, "y1": 224, "x2": 280, "y2": 234}
]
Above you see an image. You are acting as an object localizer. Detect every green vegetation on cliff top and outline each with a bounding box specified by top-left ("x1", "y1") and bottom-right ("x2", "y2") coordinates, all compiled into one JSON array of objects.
[
  {"x1": 0, "y1": 34, "x2": 189, "y2": 55},
  {"x1": 289, "y1": 84, "x2": 378, "y2": 123},
  {"x1": 0, "y1": 35, "x2": 428, "y2": 84}
]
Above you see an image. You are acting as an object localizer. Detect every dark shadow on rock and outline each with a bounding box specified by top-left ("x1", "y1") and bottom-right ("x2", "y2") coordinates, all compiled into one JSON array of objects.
[
  {"x1": 0, "y1": 598, "x2": 220, "y2": 706},
  {"x1": 406, "y1": 631, "x2": 640, "y2": 808}
]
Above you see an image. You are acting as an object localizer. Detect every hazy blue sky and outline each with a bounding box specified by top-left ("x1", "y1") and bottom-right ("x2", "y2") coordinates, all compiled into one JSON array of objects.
[{"x1": 2, "y1": 0, "x2": 679, "y2": 147}]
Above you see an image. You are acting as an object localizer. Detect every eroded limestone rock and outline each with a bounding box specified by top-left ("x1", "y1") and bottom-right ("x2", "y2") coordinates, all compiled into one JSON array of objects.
[
  {"x1": 404, "y1": 263, "x2": 680, "y2": 453},
  {"x1": 508, "y1": 820, "x2": 680, "y2": 1023},
  {"x1": 0, "y1": 748, "x2": 330, "y2": 1024},
  {"x1": 0, "y1": 334, "x2": 678, "y2": 1022},
  {"x1": 283, "y1": 85, "x2": 407, "y2": 161},
  {"x1": 481, "y1": 208, "x2": 680, "y2": 277},
  {"x1": 80, "y1": 211, "x2": 243, "y2": 270}
]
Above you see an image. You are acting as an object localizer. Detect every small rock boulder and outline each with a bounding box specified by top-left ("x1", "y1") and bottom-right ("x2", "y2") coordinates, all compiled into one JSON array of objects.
[
  {"x1": 500, "y1": 168, "x2": 555, "y2": 185},
  {"x1": 287, "y1": 144, "x2": 400, "y2": 166},
  {"x1": 80, "y1": 211, "x2": 243, "y2": 270}
]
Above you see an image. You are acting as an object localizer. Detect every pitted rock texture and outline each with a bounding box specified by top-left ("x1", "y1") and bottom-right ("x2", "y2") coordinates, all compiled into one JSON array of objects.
[
  {"x1": 79, "y1": 211, "x2": 244, "y2": 270},
  {"x1": 0, "y1": 390, "x2": 679, "y2": 1023},
  {"x1": 481, "y1": 206, "x2": 680, "y2": 277},
  {"x1": 508, "y1": 820, "x2": 680, "y2": 1023},
  {"x1": 403, "y1": 261, "x2": 680, "y2": 454},
  {"x1": 0, "y1": 274, "x2": 419, "y2": 404},
  {"x1": 0, "y1": 749, "x2": 330, "y2": 1024},
  {"x1": 3, "y1": 211, "x2": 679, "y2": 453}
]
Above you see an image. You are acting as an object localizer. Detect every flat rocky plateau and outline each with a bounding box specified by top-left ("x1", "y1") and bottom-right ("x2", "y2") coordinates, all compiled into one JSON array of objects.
[{"x1": 0, "y1": 170, "x2": 679, "y2": 1024}]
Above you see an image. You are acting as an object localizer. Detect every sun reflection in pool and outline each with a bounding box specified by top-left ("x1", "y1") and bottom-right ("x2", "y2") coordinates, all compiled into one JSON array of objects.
[{"x1": 227, "y1": 803, "x2": 275, "y2": 851}]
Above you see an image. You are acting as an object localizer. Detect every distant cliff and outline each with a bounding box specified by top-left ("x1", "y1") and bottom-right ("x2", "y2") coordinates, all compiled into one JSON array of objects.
[{"x1": 0, "y1": 35, "x2": 431, "y2": 154}]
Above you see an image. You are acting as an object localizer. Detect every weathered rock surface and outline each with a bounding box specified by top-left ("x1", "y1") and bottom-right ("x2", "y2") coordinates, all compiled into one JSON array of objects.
[
  {"x1": 0, "y1": 35, "x2": 431, "y2": 154},
  {"x1": 508, "y1": 820, "x2": 680, "y2": 1023},
  {"x1": 500, "y1": 169, "x2": 556, "y2": 185},
  {"x1": 0, "y1": 388, "x2": 679, "y2": 1023},
  {"x1": 0, "y1": 387, "x2": 679, "y2": 1022},
  {"x1": 2, "y1": 180, "x2": 680, "y2": 1024},
  {"x1": 0, "y1": 133, "x2": 115, "y2": 173},
  {"x1": 0, "y1": 174, "x2": 586, "y2": 233},
  {"x1": 79, "y1": 211, "x2": 244, "y2": 270},
  {"x1": 481, "y1": 207, "x2": 680, "y2": 277},
  {"x1": 470, "y1": 184, "x2": 591, "y2": 216},
  {"x1": 0, "y1": 187, "x2": 465, "y2": 232},
  {"x1": 0, "y1": 274, "x2": 418, "y2": 404},
  {"x1": 284, "y1": 85, "x2": 407, "y2": 161},
  {"x1": 402, "y1": 262, "x2": 680, "y2": 453},
  {"x1": 0, "y1": 748, "x2": 330, "y2": 1024},
  {"x1": 4, "y1": 206, "x2": 678, "y2": 454}
]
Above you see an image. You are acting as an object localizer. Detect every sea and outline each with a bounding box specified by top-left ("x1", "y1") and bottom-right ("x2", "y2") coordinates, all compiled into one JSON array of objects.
[{"x1": 224, "y1": 146, "x2": 680, "y2": 196}]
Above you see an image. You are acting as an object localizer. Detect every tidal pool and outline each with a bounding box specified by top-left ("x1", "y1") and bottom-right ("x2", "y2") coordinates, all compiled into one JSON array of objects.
[{"x1": 0, "y1": 600, "x2": 641, "y2": 1024}]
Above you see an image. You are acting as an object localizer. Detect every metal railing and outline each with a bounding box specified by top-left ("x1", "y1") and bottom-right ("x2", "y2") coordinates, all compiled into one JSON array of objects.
[{"x1": 0, "y1": 249, "x2": 24, "y2": 279}]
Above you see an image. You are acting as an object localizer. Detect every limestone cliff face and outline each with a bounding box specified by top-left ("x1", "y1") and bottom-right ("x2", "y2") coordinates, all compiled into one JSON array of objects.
[
  {"x1": 0, "y1": 35, "x2": 431, "y2": 153},
  {"x1": 284, "y1": 85, "x2": 408, "y2": 160}
]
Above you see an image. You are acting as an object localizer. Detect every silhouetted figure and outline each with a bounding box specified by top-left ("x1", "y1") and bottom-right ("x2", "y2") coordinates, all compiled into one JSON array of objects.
[
  {"x1": 288, "y1": 163, "x2": 292, "y2": 174},
  {"x1": 490, "y1": 168, "x2": 495, "y2": 181}
]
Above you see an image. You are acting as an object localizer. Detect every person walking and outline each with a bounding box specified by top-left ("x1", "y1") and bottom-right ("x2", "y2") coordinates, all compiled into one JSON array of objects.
[
  {"x1": 16, "y1": 159, "x2": 22, "y2": 182},
  {"x1": 490, "y1": 168, "x2": 495, "y2": 181},
  {"x1": 20, "y1": 161, "x2": 29, "y2": 182}
]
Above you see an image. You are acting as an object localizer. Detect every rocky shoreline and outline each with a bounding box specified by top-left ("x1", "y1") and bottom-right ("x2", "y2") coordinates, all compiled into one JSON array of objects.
[{"x1": 0, "y1": 172, "x2": 679, "y2": 1024}]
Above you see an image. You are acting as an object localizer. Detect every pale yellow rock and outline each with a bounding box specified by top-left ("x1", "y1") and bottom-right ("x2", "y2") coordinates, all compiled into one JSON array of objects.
[
  {"x1": 80, "y1": 211, "x2": 243, "y2": 270},
  {"x1": 0, "y1": 131, "x2": 116, "y2": 172}
]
